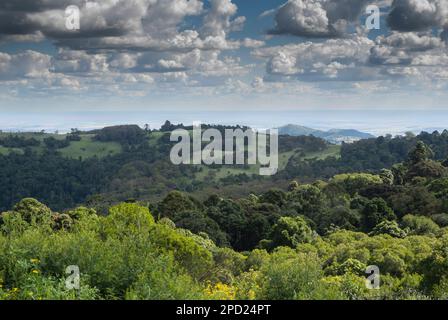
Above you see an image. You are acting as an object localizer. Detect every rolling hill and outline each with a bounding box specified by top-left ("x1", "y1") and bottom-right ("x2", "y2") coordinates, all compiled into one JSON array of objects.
[{"x1": 277, "y1": 124, "x2": 375, "y2": 144}]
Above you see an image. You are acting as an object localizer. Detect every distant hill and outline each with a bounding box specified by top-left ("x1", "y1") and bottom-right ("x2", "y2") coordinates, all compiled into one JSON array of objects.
[{"x1": 277, "y1": 124, "x2": 375, "y2": 144}]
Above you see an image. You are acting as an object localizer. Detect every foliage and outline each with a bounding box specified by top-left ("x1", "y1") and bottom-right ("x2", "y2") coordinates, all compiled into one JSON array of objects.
[
  {"x1": 1, "y1": 129, "x2": 448, "y2": 300},
  {"x1": 268, "y1": 216, "x2": 313, "y2": 249}
]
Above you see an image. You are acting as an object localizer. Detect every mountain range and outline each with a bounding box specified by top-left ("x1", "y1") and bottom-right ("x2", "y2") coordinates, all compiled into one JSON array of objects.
[{"x1": 277, "y1": 124, "x2": 375, "y2": 144}]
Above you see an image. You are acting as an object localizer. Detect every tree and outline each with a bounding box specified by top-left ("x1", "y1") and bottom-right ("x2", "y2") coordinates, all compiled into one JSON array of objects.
[
  {"x1": 380, "y1": 169, "x2": 394, "y2": 185},
  {"x1": 94, "y1": 125, "x2": 146, "y2": 145},
  {"x1": 401, "y1": 215, "x2": 440, "y2": 236},
  {"x1": 442, "y1": 157, "x2": 448, "y2": 168},
  {"x1": 158, "y1": 191, "x2": 202, "y2": 220},
  {"x1": 288, "y1": 180, "x2": 300, "y2": 192},
  {"x1": 288, "y1": 185, "x2": 327, "y2": 221},
  {"x1": 161, "y1": 120, "x2": 176, "y2": 132},
  {"x1": 269, "y1": 216, "x2": 313, "y2": 248},
  {"x1": 370, "y1": 220, "x2": 407, "y2": 238},
  {"x1": 330, "y1": 173, "x2": 383, "y2": 196},
  {"x1": 388, "y1": 186, "x2": 441, "y2": 218},
  {"x1": 406, "y1": 160, "x2": 447, "y2": 181},
  {"x1": 258, "y1": 249, "x2": 341, "y2": 300},
  {"x1": 361, "y1": 198, "x2": 396, "y2": 231},
  {"x1": 207, "y1": 199, "x2": 247, "y2": 250},
  {"x1": 103, "y1": 203, "x2": 155, "y2": 238},
  {"x1": 408, "y1": 141, "x2": 433, "y2": 165},
  {"x1": 319, "y1": 205, "x2": 361, "y2": 232},
  {"x1": 174, "y1": 210, "x2": 229, "y2": 246},
  {"x1": 259, "y1": 189, "x2": 286, "y2": 207},
  {"x1": 12, "y1": 198, "x2": 53, "y2": 225}
]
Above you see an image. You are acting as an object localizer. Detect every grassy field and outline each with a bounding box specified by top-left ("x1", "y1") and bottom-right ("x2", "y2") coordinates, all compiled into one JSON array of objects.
[
  {"x1": 59, "y1": 135, "x2": 122, "y2": 159},
  {"x1": 0, "y1": 130, "x2": 341, "y2": 177},
  {"x1": 0, "y1": 132, "x2": 122, "y2": 159},
  {"x1": 148, "y1": 131, "x2": 165, "y2": 145},
  {"x1": 194, "y1": 144, "x2": 341, "y2": 182},
  {"x1": 0, "y1": 146, "x2": 24, "y2": 155},
  {"x1": 297, "y1": 144, "x2": 341, "y2": 161}
]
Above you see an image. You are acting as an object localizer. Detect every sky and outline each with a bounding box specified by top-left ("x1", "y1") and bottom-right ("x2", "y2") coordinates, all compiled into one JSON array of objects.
[{"x1": 0, "y1": 0, "x2": 448, "y2": 125}]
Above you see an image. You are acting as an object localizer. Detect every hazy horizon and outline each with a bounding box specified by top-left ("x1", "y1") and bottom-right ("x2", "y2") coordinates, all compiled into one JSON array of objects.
[{"x1": 1, "y1": 109, "x2": 447, "y2": 137}]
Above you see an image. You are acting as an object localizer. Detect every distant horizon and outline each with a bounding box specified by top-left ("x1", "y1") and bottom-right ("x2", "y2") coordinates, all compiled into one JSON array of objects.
[{"x1": 1, "y1": 109, "x2": 448, "y2": 137}]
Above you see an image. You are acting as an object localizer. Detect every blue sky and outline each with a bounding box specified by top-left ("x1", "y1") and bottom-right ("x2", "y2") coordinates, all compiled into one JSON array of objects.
[{"x1": 0, "y1": 0, "x2": 447, "y2": 117}]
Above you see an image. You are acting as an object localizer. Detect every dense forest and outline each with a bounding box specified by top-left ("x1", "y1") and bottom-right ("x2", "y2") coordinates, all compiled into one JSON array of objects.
[
  {"x1": 1, "y1": 134, "x2": 448, "y2": 300},
  {"x1": 0, "y1": 124, "x2": 447, "y2": 212}
]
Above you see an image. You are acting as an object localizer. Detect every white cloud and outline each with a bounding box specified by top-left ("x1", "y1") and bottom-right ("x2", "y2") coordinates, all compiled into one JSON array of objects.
[
  {"x1": 241, "y1": 38, "x2": 265, "y2": 48},
  {"x1": 0, "y1": 50, "x2": 51, "y2": 80},
  {"x1": 387, "y1": 0, "x2": 448, "y2": 32},
  {"x1": 272, "y1": 0, "x2": 331, "y2": 37},
  {"x1": 254, "y1": 35, "x2": 374, "y2": 80},
  {"x1": 271, "y1": 0, "x2": 373, "y2": 37},
  {"x1": 1, "y1": 0, "x2": 448, "y2": 104}
]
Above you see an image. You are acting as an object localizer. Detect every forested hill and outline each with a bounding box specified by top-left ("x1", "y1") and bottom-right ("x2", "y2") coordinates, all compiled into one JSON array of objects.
[
  {"x1": 0, "y1": 124, "x2": 447, "y2": 212},
  {"x1": 1, "y1": 140, "x2": 448, "y2": 300},
  {"x1": 283, "y1": 130, "x2": 448, "y2": 180}
]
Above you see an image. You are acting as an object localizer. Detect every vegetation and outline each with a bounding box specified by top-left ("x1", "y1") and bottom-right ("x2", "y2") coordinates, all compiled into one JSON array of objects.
[
  {"x1": 1, "y1": 134, "x2": 448, "y2": 300},
  {"x1": 0, "y1": 124, "x2": 339, "y2": 211}
]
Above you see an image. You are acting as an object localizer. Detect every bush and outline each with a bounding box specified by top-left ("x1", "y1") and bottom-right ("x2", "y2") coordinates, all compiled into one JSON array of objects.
[
  {"x1": 269, "y1": 216, "x2": 314, "y2": 249},
  {"x1": 258, "y1": 249, "x2": 342, "y2": 300},
  {"x1": 370, "y1": 221, "x2": 407, "y2": 238},
  {"x1": 402, "y1": 215, "x2": 440, "y2": 236}
]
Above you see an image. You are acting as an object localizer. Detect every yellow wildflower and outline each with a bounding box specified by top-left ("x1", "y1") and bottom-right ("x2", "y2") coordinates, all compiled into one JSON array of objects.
[{"x1": 204, "y1": 282, "x2": 236, "y2": 300}]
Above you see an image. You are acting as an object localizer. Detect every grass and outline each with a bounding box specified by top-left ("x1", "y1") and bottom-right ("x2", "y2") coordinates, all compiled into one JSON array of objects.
[
  {"x1": 59, "y1": 135, "x2": 122, "y2": 159},
  {"x1": 0, "y1": 146, "x2": 24, "y2": 155},
  {"x1": 194, "y1": 144, "x2": 341, "y2": 182},
  {"x1": 0, "y1": 130, "x2": 341, "y2": 169},
  {"x1": 298, "y1": 145, "x2": 341, "y2": 161},
  {"x1": 0, "y1": 132, "x2": 122, "y2": 159},
  {"x1": 148, "y1": 131, "x2": 166, "y2": 146}
]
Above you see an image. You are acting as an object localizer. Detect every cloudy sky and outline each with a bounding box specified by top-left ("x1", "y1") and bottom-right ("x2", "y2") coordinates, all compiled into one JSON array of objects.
[{"x1": 0, "y1": 0, "x2": 448, "y2": 114}]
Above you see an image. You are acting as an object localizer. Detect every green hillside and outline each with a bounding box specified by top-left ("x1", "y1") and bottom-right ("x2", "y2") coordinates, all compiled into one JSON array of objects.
[
  {"x1": 59, "y1": 135, "x2": 122, "y2": 159},
  {"x1": 0, "y1": 132, "x2": 122, "y2": 159},
  {"x1": 1, "y1": 124, "x2": 448, "y2": 213}
]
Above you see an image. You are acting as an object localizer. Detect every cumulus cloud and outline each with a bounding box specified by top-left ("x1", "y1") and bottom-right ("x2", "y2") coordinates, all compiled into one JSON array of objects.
[
  {"x1": 201, "y1": 0, "x2": 243, "y2": 37},
  {"x1": 0, "y1": 0, "x2": 258, "y2": 94},
  {"x1": 370, "y1": 32, "x2": 447, "y2": 66},
  {"x1": 272, "y1": 0, "x2": 331, "y2": 37},
  {"x1": 387, "y1": 0, "x2": 448, "y2": 32},
  {"x1": 242, "y1": 38, "x2": 265, "y2": 48},
  {"x1": 376, "y1": 32, "x2": 443, "y2": 51},
  {"x1": 253, "y1": 35, "x2": 375, "y2": 80},
  {"x1": 51, "y1": 49, "x2": 109, "y2": 74},
  {"x1": 0, "y1": 50, "x2": 51, "y2": 80},
  {"x1": 267, "y1": 52, "x2": 302, "y2": 75},
  {"x1": 0, "y1": 0, "x2": 245, "y2": 52},
  {"x1": 270, "y1": 0, "x2": 373, "y2": 37},
  {"x1": 1, "y1": 0, "x2": 448, "y2": 101},
  {"x1": 368, "y1": 30, "x2": 448, "y2": 84}
]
